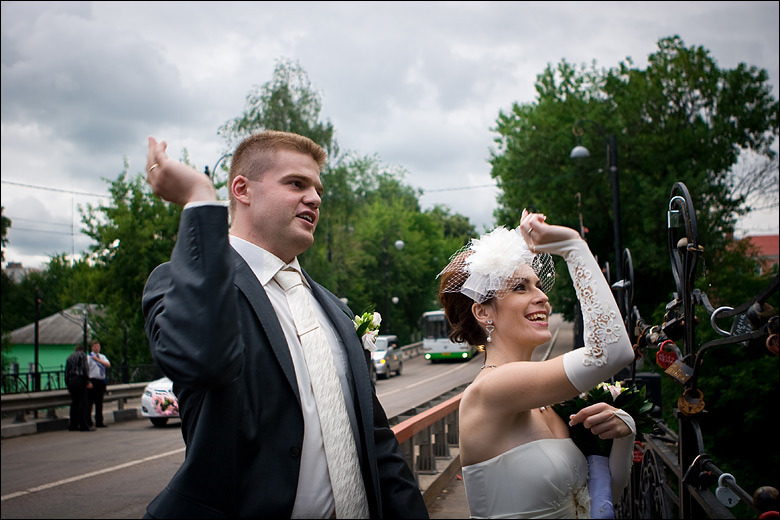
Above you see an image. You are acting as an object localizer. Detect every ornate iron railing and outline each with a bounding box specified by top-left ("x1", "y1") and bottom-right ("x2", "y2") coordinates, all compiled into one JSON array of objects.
[{"x1": 612, "y1": 182, "x2": 778, "y2": 519}]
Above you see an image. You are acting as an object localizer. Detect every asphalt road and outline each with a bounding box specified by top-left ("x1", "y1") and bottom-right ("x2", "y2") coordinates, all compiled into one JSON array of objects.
[
  {"x1": 0, "y1": 355, "x2": 482, "y2": 519},
  {"x1": 1, "y1": 314, "x2": 569, "y2": 519}
]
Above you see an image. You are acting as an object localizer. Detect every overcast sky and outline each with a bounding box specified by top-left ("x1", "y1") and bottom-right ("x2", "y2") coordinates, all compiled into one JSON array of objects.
[{"x1": 2, "y1": 1, "x2": 778, "y2": 270}]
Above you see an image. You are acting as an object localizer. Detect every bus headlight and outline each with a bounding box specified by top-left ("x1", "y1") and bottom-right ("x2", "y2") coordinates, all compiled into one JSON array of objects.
[
  {"x1": 424, "y1": 353, "x2": 431, "y2": 360},
  {"x1": 461, "y1": 352, "x2": 468, "y2": 358}
]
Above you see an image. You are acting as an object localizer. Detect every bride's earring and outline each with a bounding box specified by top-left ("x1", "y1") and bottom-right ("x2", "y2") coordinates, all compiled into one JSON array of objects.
[{"x1": 486, "y1": 320, "x2": 495, "y2": 343}]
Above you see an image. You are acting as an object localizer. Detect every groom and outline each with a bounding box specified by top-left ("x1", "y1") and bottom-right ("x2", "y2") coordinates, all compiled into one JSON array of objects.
[{"x1": 142, "y1": 131, "x2": 427, "y2": 518}]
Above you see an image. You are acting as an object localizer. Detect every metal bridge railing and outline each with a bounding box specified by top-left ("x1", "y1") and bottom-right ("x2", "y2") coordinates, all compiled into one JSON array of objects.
[{"x1": 612, "y1": 181, "x2": 778, "y2": 519}]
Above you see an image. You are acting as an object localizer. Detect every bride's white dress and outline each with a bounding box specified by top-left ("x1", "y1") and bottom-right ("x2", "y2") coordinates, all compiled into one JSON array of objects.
[
  {"x1": 460, "y1": 235, "x2": 638, "y2": 519},
  {"x1": 461, "y1": 438, "x2": 591, "y2": 519}
]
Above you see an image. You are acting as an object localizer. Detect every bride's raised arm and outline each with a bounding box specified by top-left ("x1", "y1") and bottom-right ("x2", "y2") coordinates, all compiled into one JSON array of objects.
[{"x1": 518, "y1": 210, "x2": 635, "y2": 393}]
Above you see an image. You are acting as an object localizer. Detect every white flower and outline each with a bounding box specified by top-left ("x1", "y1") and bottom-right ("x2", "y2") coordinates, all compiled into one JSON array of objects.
[
  {"x1": 467, "y1": 227, "x2": 535, "y2": 280},
  {"x1": 353, "y1": 311, "x2": 382, "y2": 352},
  {"x1": 597, "y1": 381, "x2": 625, "y2": 401},
  {"x1": 362, "y1": 331, "x2": 379, "y2": 352},
  {"x1": 460, "y1": 227, "x2": 537, "y2": 301}
]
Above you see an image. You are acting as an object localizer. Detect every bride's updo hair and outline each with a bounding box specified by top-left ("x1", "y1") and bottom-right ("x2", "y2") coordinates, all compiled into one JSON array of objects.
[{"x1": 437, "y1": 250, "x2": 489, "y2": 347}]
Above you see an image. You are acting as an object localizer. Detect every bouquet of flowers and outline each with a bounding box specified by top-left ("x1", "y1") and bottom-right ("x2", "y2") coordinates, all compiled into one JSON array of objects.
[
  {"x1": 153, "y1": 395, "x2": 179, "y2": 416},
  {"x1": 553, "y1": 381, "x2": 654, "y2": 519},
  {"x1": 352, "y1": 307, "x2": 382, "y2": 352}
]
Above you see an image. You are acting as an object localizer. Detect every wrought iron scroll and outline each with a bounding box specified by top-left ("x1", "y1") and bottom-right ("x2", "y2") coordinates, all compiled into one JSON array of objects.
[{"x1": 618, "y1": 181, "x2": 778, "y2": 519}]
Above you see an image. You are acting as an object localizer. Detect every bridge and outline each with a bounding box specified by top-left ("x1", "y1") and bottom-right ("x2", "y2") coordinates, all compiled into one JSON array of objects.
[
  {"x1": 2, "y1": 183, "x2": 777, "y2": 519},
  {"x1": 0, "y1": 317, "x2": 572, "y2": 519}
]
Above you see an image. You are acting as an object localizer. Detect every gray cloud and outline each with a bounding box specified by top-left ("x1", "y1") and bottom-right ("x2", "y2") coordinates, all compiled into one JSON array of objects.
[{"x1": 2, "y1": 1, "x2": 778, "y2": 268}]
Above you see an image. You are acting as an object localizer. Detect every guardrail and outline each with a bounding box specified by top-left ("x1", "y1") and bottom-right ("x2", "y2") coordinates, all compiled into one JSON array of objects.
[
  {"x1": 400, "y1": 341, "x2": 424, "y2": 359},
  {"x1": 1, "y1": 382, "x2": 148, "y2": 420},
  {"x1": 2, "y1": 342, "x2": 427, "y2": 418}
]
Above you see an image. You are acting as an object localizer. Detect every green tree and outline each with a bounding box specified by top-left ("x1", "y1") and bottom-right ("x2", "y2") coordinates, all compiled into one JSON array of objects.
[
  {"x1": 1, "y1": 206, "x2": 10, "y2": 263},
  {"x1": 490, "y1": 36, "x2": 778, "y2": 321},
  {"x1": 81, "y1": 161, "x2": 182, "y2": 365},
  {"x1": 1, "y1": 253, "x2": 99, "y2": 373},
  {"x1": 218, "y1": 58, "x2": 477, "y2": 344},
  {"x1": 218, "y1": 57, "x2": 338, "y2": 160},
  {"x1": 491, "y1": 35, "x2": 779, "y2": 500}
]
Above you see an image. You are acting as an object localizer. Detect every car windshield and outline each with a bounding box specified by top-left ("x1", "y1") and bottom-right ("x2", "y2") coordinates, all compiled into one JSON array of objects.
[{"x1": 375, "y1": 338, "x2": 388, "y2": 351}]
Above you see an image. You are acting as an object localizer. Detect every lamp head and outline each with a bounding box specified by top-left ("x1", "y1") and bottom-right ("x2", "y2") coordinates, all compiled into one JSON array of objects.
[{"x1": 570, "y1": 145, "x2": 591, "y2": 159}]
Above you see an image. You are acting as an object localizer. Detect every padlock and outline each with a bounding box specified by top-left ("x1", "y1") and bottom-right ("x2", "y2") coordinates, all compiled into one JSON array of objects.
[
  {"x1": 656, "y1": 340, "x2": 680, "y2": 369},
  {"x1": 632, "y1": 441, "x2": 644, "y2": 463},
  {"x1": 715, "y1": 473, "x2": 739, "y2": 508},
  {"x1": 767, "y1": 334, "x2": 778, "y2": 356},
  {"x1": 678, "y1": 388, "x2": 705, "y2": 416},
  {"x1": 663, "y1": 315, "x2": 686, "y2": 341},
  {"x1": 665, "y1": 359, "x2": 694, "y2": 384}
]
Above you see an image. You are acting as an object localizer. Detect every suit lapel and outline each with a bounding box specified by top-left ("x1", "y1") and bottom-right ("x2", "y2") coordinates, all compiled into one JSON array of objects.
[{"x1": 231, "y1": 249, "x2": 300, "y2": 403}]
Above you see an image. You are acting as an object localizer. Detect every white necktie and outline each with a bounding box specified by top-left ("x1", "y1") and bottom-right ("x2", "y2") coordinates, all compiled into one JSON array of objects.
[{"x1": 274, "y1": 267, "x2": 369, "y2": 519}]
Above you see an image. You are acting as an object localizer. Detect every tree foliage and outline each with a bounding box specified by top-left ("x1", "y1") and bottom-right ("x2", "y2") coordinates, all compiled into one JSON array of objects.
[
  {"x1": 80, "y1": 161, "x2": 182, "y2": 365},
  {"x1": 1, "y1": 206, "x2": 10, "y2": 263},
  {"x1": 218, "y1": 57, "x2": 338, "y2": 159},
  {"x1": 489, "y1": 36, "x2": 778, "y2": 322},
  {"x1": 218, "y1": 59, "x2": 475, "y2": 344}
]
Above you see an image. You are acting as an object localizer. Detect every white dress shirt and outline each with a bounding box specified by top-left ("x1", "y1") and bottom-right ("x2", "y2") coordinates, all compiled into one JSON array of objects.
[
  {"x1": 229, "y1": 235, "x2": 361, "y2": 519},
  {"x1": 88, "y1": 353, "x2": 109, "y2": 380}
]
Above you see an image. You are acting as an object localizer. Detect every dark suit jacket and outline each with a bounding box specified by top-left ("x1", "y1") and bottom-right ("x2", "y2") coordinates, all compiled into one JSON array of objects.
[{"x1": 141, "y1": 205, "x2": 428, "y2": 519}]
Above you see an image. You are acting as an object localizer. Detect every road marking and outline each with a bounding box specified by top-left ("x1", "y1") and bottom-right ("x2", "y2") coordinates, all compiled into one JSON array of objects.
[
  {"x1": 0, "y1": 447, "x2": 186, "y2": 502},
  {"x1": 378, "y1": 361, "x2": 474, "y2": 398}
]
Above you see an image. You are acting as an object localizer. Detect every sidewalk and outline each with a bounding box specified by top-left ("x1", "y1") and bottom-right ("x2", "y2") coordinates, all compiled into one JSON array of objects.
[
  {"x1": 1, "y1": 397, "x2": 144, "y2": 438},
  {"x1": 3, "y1": 317, "x2": 574, "y2": 519},
  {"x1": 429, "y1": 470, "x2": 469, "y2": 519}
]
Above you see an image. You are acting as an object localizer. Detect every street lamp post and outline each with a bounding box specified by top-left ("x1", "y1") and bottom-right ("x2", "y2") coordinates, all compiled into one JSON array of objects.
[
  {"x1": 570, "y1": 119, "x2": 623, "y2": 283},
  {"x1": 383, "y1": 238, "x2": 405, "y2": 334},
  {"x1": 204, "y1": 153, "x2": 233, "y2": 182}
]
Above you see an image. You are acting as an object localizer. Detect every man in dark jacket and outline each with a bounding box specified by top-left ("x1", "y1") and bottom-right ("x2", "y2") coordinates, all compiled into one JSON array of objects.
[
  {"x1": 142, "y1": 131, "x2": 428, "y2": 518},
  {"x1": 65, "y1": 344, "x2": 94, "y2": 432}
]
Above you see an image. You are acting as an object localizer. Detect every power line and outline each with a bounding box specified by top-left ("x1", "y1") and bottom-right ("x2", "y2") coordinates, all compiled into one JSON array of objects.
[
  {"x1": 6, "y1": 226, "x2": 81, "y2": 236},
  {"x1": 1, "y1": 180, "x2": 110, "y2": 198},
  {"x1": 6, "y1": 215, "x2": 73, "y2": 228},
  {"x1": 422, "y1": 184, "x2": 497, "y2": 193}
]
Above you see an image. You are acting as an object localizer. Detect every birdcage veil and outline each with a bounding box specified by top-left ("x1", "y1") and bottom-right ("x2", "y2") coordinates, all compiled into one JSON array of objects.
[{"x1": 437, "y1": 226, "x2": 556, "y2": 303}]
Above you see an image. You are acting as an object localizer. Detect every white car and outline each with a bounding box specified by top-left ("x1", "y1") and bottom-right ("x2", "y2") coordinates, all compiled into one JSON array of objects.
[{"x1": 141, "y1": 377, "x2": 179, "y2": 427}]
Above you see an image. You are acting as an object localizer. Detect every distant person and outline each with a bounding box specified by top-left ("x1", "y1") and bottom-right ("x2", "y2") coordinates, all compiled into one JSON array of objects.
[
  {"x1": 87, "y1": 339, "x2": 110, "y2": 428},
  {"x1": 141, "y1": 131, "x2": 428, "y2": 518},
  {"x1": 64, "y1": 344, "x2": 94, "y2": 432},
  {"x1": 438, "y1": 210, "x2": 636, "y2": 518}
]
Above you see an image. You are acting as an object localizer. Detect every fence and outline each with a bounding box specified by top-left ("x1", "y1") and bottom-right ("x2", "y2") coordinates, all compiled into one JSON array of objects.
[
  {"x1": 390, "y1": 387, "x2": 464, "y2": 509},
  {"x1": 1, "y1": 364, "x2": 166, "y2": 395},
  {"x1": 2, "y1": 345, "x2": 427, "y2": 395},
  {"x1": 613, "y1": 182, "x2": 778, "y2": 519}
]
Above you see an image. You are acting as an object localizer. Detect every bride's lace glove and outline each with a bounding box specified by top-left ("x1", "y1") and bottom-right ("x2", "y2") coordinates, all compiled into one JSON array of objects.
[
  {"x1": 609, "y1": 409, "x2": 636, "y2": 497},
  {"x1": 531, "y1": 237, "x2": 635, "y2": 392}
]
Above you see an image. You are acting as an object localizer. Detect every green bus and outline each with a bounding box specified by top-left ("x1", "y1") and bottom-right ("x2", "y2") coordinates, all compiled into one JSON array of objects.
[{"x1": 421, "y1": 310, "x2": 478, "y2": 362}]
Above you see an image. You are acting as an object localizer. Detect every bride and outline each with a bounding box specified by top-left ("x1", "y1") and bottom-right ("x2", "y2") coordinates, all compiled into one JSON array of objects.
[{"x1": 437, "y1": 210, "x2": 637, "y2": 519}]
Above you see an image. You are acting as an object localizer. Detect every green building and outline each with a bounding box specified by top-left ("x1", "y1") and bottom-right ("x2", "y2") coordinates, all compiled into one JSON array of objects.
[{"x1": 3, "y1": 303, "x2": 98, "y2": 390}]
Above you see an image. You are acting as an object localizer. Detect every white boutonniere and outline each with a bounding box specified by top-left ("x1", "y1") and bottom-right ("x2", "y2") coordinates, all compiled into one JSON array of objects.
[{"x1": 353, "y1": 308, "x2": 382, "y2": 352}]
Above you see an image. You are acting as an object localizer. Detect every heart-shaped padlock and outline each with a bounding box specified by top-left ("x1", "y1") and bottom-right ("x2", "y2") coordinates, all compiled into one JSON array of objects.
[
  {"x1": 656, "y1": 340, "x2": 680, "y2": 369},
  {"x1": 715, "y1": 473, "x2": 739, "y2": 508}
]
